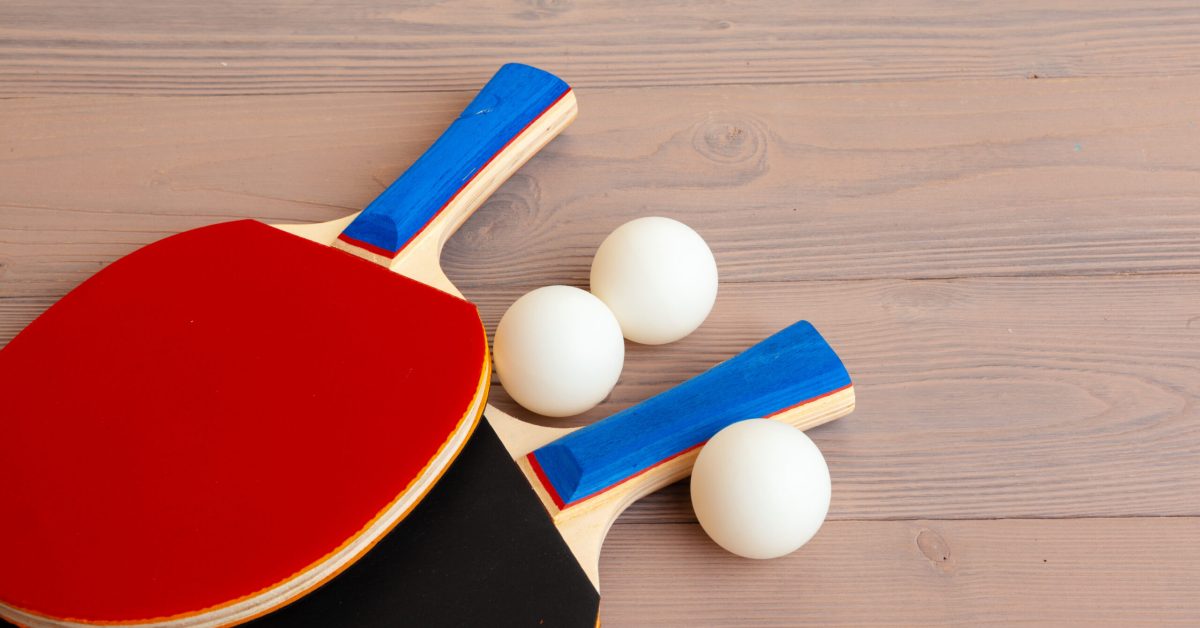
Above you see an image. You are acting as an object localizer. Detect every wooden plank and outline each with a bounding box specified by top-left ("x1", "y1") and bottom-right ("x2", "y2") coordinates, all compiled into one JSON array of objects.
[
  {"x1": 5, "y1": 275, "x2": 1198, "y2": 520},
  {"x1": 1, "y1": 1, "x2": 1199, "y2": 95},
  {"x1": 490, "y1": 276, "x2": 1200, "y2": 521},
  {"x1": 597, "y1": 518, "x2": 1200, "y2": 626},
  {"x1": 3, "y1": 76, "x2": 1199, "y2": 297}
]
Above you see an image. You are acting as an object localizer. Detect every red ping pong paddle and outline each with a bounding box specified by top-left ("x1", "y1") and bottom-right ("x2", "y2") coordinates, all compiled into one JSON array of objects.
[
  {"x1": 249, "y1": 321, "x2": 855, "y2": 627},
  {"x1": 0, "y1": 64, "x2": 576, "y2": 627}
]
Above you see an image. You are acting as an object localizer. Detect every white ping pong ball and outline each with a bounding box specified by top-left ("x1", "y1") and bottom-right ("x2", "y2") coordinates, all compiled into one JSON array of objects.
[
  {"x1": 493, "y1": 285, "x2": 625, "y2": 418},
  {"x1": 690, "y1": 419, "x2": 831, "y2": 560},
  {"x1": 590, "y1": 217, "x2": 718, "y2": 345}
]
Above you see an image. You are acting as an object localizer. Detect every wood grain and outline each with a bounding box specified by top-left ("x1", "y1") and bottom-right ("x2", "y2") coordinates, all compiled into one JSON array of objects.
[
  {"x1": 598, "y1": 518, "x2": 1200, "y2": 625},
  {"x1": 4, "y1": 275, "x2": 1197, "y2": 521},
  {"x1": 2, "y1": 2, "x2": 1199, "y2": 622},
  {"x1": 3, "y1": 76, "x2": 1199, "y2": 297},
  {"x1": 2, "y1": 1, "x2": 1200, "y2": 95},
  {"x1": 500, "y1": 276, "x2": 1200, "y2": 522}
]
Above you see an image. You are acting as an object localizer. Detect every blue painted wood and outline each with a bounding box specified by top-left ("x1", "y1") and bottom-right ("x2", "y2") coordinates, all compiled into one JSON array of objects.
[
  {"x1": 338, "y1": 63, "x2": 570, "y2": 257},
  {"x1": 530, "y1": 321, "x2": 852, "y2": 508}
]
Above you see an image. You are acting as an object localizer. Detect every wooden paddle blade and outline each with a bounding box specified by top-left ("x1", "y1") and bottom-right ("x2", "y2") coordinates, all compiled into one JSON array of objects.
[
  {"x1": 0, "y1": 220, "x2": 487, "y2": 625},
  {"x1": 247, "y1": 419, "x2": 600, "y2": 628}
]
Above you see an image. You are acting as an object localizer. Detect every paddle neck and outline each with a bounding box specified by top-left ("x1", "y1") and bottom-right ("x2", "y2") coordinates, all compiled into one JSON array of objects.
[
  {"x1": 521, "y1": 321, "x2": 854, "y2": 522},
  {"x1": 333, "y1": 63, "x2": 574, "y2": 270}
]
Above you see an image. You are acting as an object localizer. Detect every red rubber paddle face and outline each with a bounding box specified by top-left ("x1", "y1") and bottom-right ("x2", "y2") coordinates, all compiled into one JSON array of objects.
[{"x1": 0, "y1": 220, "x2": 486, "y2": 622}]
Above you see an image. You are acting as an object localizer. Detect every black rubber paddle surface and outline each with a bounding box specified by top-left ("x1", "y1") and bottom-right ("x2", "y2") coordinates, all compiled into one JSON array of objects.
[{"x1": 250, "y1": 419, "x2": 600, "y2": 627}]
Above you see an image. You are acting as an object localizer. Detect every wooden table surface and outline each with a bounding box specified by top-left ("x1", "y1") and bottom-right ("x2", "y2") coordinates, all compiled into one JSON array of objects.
[{"x1": 2, "y1": 1, "x2": 1198, "y2": 625}]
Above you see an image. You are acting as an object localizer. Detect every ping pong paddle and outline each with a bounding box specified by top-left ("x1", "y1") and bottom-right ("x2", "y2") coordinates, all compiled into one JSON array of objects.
[
  {"x1": 0, "y1": 64, "x2": 576, "y2": 627},
  {"x1": 249, "y1": 320, "x2": 855, "y2": 627}
]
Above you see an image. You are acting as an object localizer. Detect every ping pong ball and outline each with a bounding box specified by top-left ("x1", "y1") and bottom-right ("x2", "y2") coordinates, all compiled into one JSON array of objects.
[
  {"x1": 690, "y1": 419, "x2": 831, "y2": 559},
  {"x1": 493, "y1": 285, "x2": 625, "y2": 417},
  {"x1": 590, "y1": 217, "x2": 718, "y2": 345}
]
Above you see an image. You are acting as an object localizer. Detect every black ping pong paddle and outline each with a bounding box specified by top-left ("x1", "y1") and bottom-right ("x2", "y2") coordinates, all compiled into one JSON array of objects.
[{"x1": 251, "y1": 320, "x2": 854, "y2": 626}]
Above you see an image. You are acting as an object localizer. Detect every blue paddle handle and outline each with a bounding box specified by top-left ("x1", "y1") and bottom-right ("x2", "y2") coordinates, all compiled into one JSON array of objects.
[
  {"x1": 527, "y1": 321, "x2": 853, "y2": 509},
  {"x1": 337, "y1": 64, "x2": 571, "y2": 258}
]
